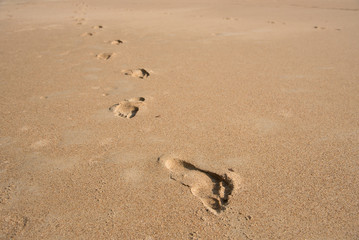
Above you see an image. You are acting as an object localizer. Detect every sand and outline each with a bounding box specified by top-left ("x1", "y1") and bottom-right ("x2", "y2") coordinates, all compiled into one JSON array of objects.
[{"x1": 0, "y1": 0, "x2": 359, "y2": 239}]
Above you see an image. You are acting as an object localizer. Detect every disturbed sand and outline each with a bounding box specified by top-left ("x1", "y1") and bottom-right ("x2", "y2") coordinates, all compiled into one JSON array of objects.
[{"x1": 1, "y1": 0, "x2": 359, "y2": 239}]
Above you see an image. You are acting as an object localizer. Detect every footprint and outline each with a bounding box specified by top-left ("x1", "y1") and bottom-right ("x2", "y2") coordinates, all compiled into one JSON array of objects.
[
  {"x1": 92, "y1": 25, "x2": 103, "y2": 29},
  {"x1": 74, "y1": 19, "x2": 86, "y2": 25},
  {"x1": 96, "y1": 53, "x2": 113, "y2": 60},
  {"x1": 158, "y1": 155, "x2": 235, "y2": 214},
  {"x1": 109, "y1": 97, "x2": 145, "y2": 118},
  {"x1": 223, "y1": 17, "x2": 238, "y2": 21},
  {"x1": 110, "y1": 40, "x2": 123, "y2": 45},
  {"x1": 81, "y1": 32, "x2": 93, "y2": 37},
  {"x1": 74, "y1": 17, "x2": 85, "y2": 23},
  {"x1": 122, "y1": 69, "x2": 150, "y2": 79}
]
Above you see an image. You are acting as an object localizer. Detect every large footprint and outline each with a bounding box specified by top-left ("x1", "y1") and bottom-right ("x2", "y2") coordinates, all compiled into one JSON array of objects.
[
  {"x1": 158, "y1": 155, "x2": 235, "y2": 214},
  {"x1": 109, "y1": 97, "x2": 145, "y2": 118}
]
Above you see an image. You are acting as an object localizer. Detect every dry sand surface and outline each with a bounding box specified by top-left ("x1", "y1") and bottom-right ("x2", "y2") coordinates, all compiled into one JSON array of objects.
[{"x1": 1, "y1": 0, "x2": 359, "y2": 239}]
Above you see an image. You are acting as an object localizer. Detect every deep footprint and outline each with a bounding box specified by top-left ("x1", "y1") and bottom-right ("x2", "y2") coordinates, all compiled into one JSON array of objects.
[
  {"x1": 109, "y1": 97, "x2": 145, "y2": 118},
  {"x1": 122, "y1": 69, "x2": 150, "y2": 79},
  {"x1": 158, "y1": 155, "x2": 234, "y2": 214}
]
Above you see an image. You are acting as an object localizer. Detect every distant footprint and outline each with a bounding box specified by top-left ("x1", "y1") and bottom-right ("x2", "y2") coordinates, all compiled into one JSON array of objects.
[
  {"x1": 109, "y1": 97, "x2": 145, "y2": 118},
  {"x1": 158, "y1": 155, "x2": 235, "y2": 214},
  {"x1": 92, "y1": 25, "x2": 103, "y2": 29},
  {"x1": 74, "y1": 18, "x2": 87, "y2": 25},
  {"x1": 74, "y1": 17, "x2": 85, "y2": 24},
  {"x1": 223, "y1": 17, "x2": 238, "y2": 21},
  {"x1": 81, "y1": 32, "x2": 93, "y2": 37},
  {"x1": 122, "y1": 69, "x2": 150, "y2": 79},
  {"x1": 104, "y1": 40, "x2": 123, "y2": 45},
  {"x1": 96, "y1": 53, "x2": 113, "y2": 60},
  {"x1": 110, "y1": 40, "x2": 123, "y2": 45}
]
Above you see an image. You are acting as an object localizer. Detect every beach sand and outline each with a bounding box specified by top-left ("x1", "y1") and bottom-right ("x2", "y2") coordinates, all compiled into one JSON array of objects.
[{"x1": 1, "y1": 0, "x2": 359, "y2": 239}]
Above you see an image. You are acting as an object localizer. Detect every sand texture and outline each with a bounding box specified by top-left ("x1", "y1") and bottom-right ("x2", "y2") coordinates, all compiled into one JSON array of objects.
[{"x1": 1, "y1": 0, "x2": 359, "y2": 239}]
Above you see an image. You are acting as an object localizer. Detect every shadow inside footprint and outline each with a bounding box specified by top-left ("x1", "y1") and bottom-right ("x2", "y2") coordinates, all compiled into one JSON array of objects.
[{"x1": 158, "y1": 155, "x2": 234, "y2": 214}]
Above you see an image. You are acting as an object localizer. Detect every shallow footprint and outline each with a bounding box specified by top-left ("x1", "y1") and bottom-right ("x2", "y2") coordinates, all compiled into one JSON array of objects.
[
  {"x1": 81, "y1": 32, "x2": 93, "y2": 37},
  {"x1": 109, "y1": 97, "x2": 145, "y2": 118},
  {"x1": 92, "y1": 25, "x2": 103, "y2": 29},
  {"x1": 96, "y1": 53, "x2": 113, "y2": 60},
  {"x1": 74, "y1": 17, "x2": 86, "y2": 25},
  {"x1": 158, "y1": 155, "x2": 235, "y2": 214},
  {"x1": 122, "y1": 69, "x2": 150, "y2": 79}
]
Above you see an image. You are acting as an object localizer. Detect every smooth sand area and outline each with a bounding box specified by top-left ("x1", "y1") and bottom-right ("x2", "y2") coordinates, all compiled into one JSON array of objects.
[{"x1": 1, "y1": 0, "x2": 359, "y2": 239}]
